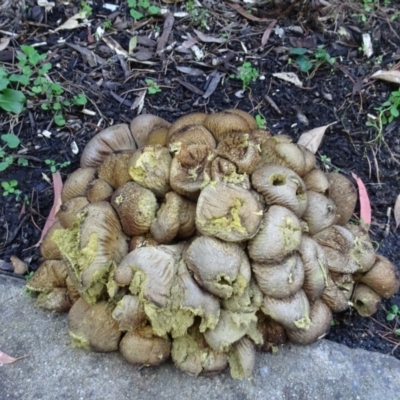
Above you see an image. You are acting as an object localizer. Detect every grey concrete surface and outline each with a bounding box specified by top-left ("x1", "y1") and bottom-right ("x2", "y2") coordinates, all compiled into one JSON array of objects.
[{"x1": 1, "y1": 275, "x2": 400, "y2": 400}]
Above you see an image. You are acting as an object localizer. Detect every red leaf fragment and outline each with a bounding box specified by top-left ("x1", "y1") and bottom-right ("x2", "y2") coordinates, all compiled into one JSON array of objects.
[
  {"x1": 34, "y1": 171, "x2": 63, "y2": 247},
  {"x1": 351, "y1": 173, "x2": 372, "y2": 230},
  {"x1": 0, "y1": 350, "x2": 28, "y2": 365}
]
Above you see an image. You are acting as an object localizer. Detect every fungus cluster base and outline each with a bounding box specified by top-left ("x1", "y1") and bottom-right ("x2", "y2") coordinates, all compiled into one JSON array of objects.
[{"x1": 27, "y1": 110, "x2": 400, "y2": 379}]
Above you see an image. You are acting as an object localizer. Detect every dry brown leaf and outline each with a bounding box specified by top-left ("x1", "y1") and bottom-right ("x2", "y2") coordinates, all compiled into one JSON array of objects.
[
  {"x1": 0, "y1": 350, "x2": 28, "y2": 365},
  {"x1": 55, "y1": 11, "x2": 89, "y2": 32},
  {"x1": 193, "y1": 29, "x2": 226, "y2": 44},
  {"x1": 297, "y1": 122, "x2": 337, "y2": 153},
  {"x1": 261, "y1": 20, "x2": 277, "y2": 47},
  {"x1": 226, "y1": 2, "x2": 271, "y2": 22},
  {"x1": 394, "y1": 194, "x2": 400, "y2": 229},
  {"x1": 102, "y1": 37, "x2": 129, "y2": 57},
  {"x1": 131, "y1": 89, "x2": 146, "y2": 114},
  {"x1": 272, "y1": 72, "x2": 303, "y2": 88},
  {"x1": 0, "y1": 38, "x2": 10, "y2": 52},
  {"x1": 371, "y1": 70, "x2": 400, "y2": 85}
]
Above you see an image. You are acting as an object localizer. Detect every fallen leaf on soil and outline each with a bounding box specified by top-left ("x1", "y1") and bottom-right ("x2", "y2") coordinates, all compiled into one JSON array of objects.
[
  {"x1": 55, "y1": 11, "x2": 89, "y2": 31},
  {"x1": 351, "y1": 173, "x2": 372, "y2": 230},
  {"x1": 261, "y1": 20, "x2": 277, "y2": 47},
  {"x1": 0, "y1": 350, "x2": 28, "y2": 365},
  {"x1": 131, "y1": 89, "x2": 146, "y2": 113},
  {"x1": 176, "y1": 66, "x2": 205, "y2": 76},
  {"x1": 362, "y1": 33, "x2": 373, "y2": 58},
  {"x1": 226, "y1": 2, "x2": 271, "y2": 21},
  {"x1": 34, "y1": 172, "x2": 63, "y2": 247},
  {"x1": 272, "y1": 72, "x2": 303, "y2": 87},
  {"x1": 0, "y1": 38, "x2": 10, "y2": 52},
  {"x1": 37, "y1": 0, "x2": 54, "y2": 12},
  {"x1": 371, "y1": 70, "x2": 400, "y2": 85},
  {"x1": 102, "y1": 37, "x2": 128, "y2": 57},
  {"x1": 297, "y1": 122, "x2": 337, "y2": 153},
  {"x1": 394, "y1": 194, "x2": 400, "y2": 229},
  {"x1": 194, "y1": 29, "x2": 226, "y2": 43}
]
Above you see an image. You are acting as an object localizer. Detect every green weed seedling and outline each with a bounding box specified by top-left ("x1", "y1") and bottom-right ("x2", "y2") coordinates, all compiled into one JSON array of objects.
[
  {"x1": 366, "y1": 89, "x2": 400, "y2": 144},
  {"x1": 2, "y1": 180, "x2": 21, "y2": 197},
  {"x1": 0, "y1": 67, "x2": 26, "y2": 114},
  {"x1": 45, "y1": 159, "x2": 71, "y2": 173},
  {"x1": 0, "y1": 134, "x2": 28, "y2": 172},
  {"x1": 128, "y1": 0, "x2": 160, "y2": 20},
  {"x1": 289, "y1": 46, "x2": 335, "y2": 75},
  {"x1": 186, "y1": 0, "x2": 210, "y2": 29},
  {"x1": 386, "y1": 304, "x2": 400, "y2": 335},
  {"x1": 231, "y1": 62, "x2": 259, "y2": 91},
  {"x1": 255, "y1": 114, "x2": 266, "y2": 129},
  {"x1": 145, "y1": 79, "x2": 161, "y2": 94}
]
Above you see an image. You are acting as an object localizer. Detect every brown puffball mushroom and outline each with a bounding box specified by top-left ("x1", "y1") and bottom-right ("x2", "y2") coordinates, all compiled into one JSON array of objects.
[
  {"x1": 68, "y1": 298, "x2": 121, "y2": 352},
  {"x1": 352, "y1": 283, "x2": 381, "y2": 317},
  {"x1": 252, "y1": 164, "x2": 308, "y2": 217},
  {"x1": 228, "y1": 337, "x2": 256, "y2": 380},
  {"x1": 185, "y1": 236, "x2": 251, "y2": 299},
  {"x1": 216, "y1": 131, "x2": 262, "y2": 175},
  {"x1": 129, "y1": 234, "x2": 159, "y2": 252},
  {"x1": 196, "y1": 182, "x2": 263, "y2": 242},
  {"x1": 252, "y1": 253, "x2": 304, "y2": 299},
  {"x1": 302, "y1": 191, "x2": 337, "y2": 235},
  {"x1": 111, "y1": 295, "x2": 146, "y2": 331},
  {"x1": 52, "y1": 202, "x2": 129, "y2": 304},
  {"x1": 25, "y1": 259, "x2": 68, "y2": 293},
  {"x1": 248, "y1": 205, "x2": 302, "y2": 264},
  {"x1": 302, "y1": 168, "x2": 330, "y2": 195},
  {"x1": 128, "y1": 145, "x2": 172, "y2": 197},
  {"x1": 326, "y1": 172, "x2": 357, "y2": 225},
  {"x1": 203, "y1": 110, "x2": 257, "y2": 142},
  {"x1": 210, "y1": 157, "x2": 251, "y2": 189},
  {"x1": 81, "y1": 124, "x2": 137, "y2": 168},
  {"x1": 169, "y1": 143, "x2": 214, "y2": 199},
  {"x1": 359, "y1": 255, "x2": 400, "y2": 298},
  {"x1": 145, "y1": 126, "x2": 169, "y2": 146},
  {"x1": 129, "y1": 114, "x2": 171, "y2": 148},
  {"x1": 203, "y1": 309, "x2": 262, "y2": 352},
  {"x1": 61, "y1": 167, "x2": 96, "y2": 203},
  {"x1": 261, "y1": 289, "x2": 311, "y2": 331},
  {"x1": 111, "y1": 182, "x2": 158, "y2": 236},
  {"x1": 171, "y1": 324, "x2": 228, "y2": 376},
  {"x1": 86, "y1": 179, "x2": 114, "y2": 203},
  {"x1": 97, "y1": 151, "x2": 135, "y2": 189},
  {"x1": 345, "y1": 224, "x2": 376, "y2": 274},
  {"x1": 57, "y1": 197, "x2": 89, "y2": 229},
  {"x1": 259, "y1": 136, "x2": 316, "y2": 177},
  {"x1": 36, "y1": 288, "x2": 72, "y2": 313},
  {"x1": 321, "y1": 275, "x2": 352, "y2": 313},
  {"x1": 168, "y1": 124, "x2": 216, "y2": 151},
  {"x1": 40, "y1": 221, "x2": 63, "y2": 260},
  {"x1": 297, "y1": 236, "x2": 328, "y2": 302},
  {"x1": 286, "y1": 300, "x2": 332, "y2": 345},
  {"x1": 119, "y1": 325, "x2": 171, "y2": 366},
  {"x1": 256, "y1": 312, "x2": 287, "y2": 352},
  {"x1": 167, "y1": 112, "x2": 208, "y2": 139},
  {"x1": 150, "y1": 192, "x2": 196, "y2": 244}
]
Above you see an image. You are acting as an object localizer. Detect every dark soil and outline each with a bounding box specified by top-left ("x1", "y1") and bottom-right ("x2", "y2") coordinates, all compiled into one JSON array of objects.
[{"x1": 1, "y1": 0, "x2": 400, "y2": 358}]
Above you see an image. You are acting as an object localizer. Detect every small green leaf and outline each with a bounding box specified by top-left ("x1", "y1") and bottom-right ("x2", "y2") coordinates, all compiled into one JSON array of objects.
[
  {"x1": 17, "y1": 158, "x2": 29, "y2": 167},
  {"x1": 0, "y1": 89, "x2": 26, "y2": 114},
  {"x1": 290, "y1": 47, "x2": 308, "y2": 55},
  {"x1": 130, "y1": 9, "x2": 144, "y2": 19},
  {"x1": 297, "y1": 55, "x2": 313, "y2": 72},
  {"x1": 39, "y1": 62, "x2": 52, "y2": 75},
  {"x1": 9, "y1": 74, "x2": 30, "y2": 86},
  {"x1": 41, "y1": 103, "x2": 49, "y2": 110},
  {"x1": 54, "y1": 113, "x2": 66, "y2": 126},
  {"x1": 73, "y1": 93, "x2": 87, "y2": 105},
  {"x1": 0, "y1": 77, "x2": 9, "y2": 91},
  {"x1": 0, "y1": 161, "x2": 12, "y2": 172},
  {"x1": 32, "y1": 86, "x2": 43, "y2": 94},
  {"x1": 53, "y1": 102, "x2": 62, "y2": 110},
  {"x1": 148, "y1": 5, "x2": 160, "y2": 14},
  {"x1": 1, "y1": 133, "x2": 20, "y2": 149},
  {"x1": 386, "y1": 313, "x2": 396, "y2": 321}
]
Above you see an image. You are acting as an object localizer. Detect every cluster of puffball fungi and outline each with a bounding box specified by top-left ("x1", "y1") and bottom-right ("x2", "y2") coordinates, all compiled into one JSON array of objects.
[{"x1": 27, "y1": 109, "x2": 400, "y2": 379}]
